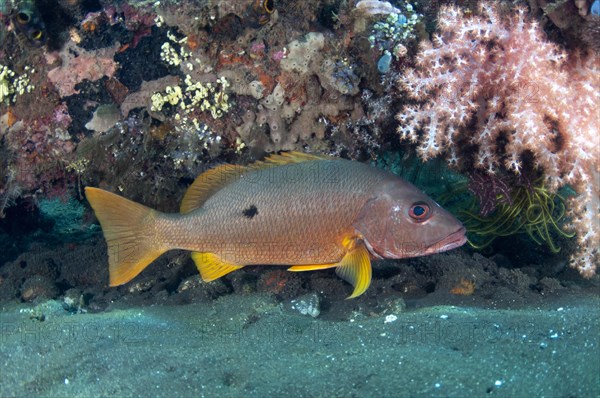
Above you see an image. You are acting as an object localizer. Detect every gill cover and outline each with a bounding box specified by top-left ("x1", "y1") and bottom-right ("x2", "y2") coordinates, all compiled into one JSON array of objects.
[
  {"x1": 353, "y1": 192, "x2": 437, "y2": 259},
  {"x1": 353, "y1": 195, "x2": 393, "y2": 258}
]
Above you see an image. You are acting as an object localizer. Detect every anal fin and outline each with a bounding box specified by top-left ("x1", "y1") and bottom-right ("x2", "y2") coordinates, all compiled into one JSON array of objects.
[{"x1": 191, "y1": 252, "x2": 244, "y2": 282}]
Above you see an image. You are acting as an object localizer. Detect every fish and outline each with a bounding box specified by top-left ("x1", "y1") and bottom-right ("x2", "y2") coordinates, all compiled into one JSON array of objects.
[{"x1": 85, "y1": 152, "x2": 467, "y2": 298}]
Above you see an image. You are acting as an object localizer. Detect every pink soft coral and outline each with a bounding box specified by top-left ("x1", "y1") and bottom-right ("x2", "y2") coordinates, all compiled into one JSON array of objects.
[{"x1": 396, "y1": 2, "x2": 599, "y2": 277}]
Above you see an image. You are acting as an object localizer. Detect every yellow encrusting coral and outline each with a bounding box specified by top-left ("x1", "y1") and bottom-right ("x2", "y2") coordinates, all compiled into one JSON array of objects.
[
  {"x1": 0, "y1": 64, "x2": 35, "y2": 104},
  {"x1": 150, "y1": 77, "x2": 230, "y2": 119},
  {"x1": 152, "y1": 29, "x2": 231, "y2": 120}
]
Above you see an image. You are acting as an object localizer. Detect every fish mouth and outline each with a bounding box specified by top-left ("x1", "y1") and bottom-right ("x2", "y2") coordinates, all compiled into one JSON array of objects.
[{"x1": 425, "y1": 226, "x2": 467, "y2": 255}]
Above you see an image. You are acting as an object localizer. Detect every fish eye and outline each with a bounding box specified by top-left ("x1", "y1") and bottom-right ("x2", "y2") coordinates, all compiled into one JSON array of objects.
[{"x1": 408, "y1": 202, "x2": 430, "y2": 222}]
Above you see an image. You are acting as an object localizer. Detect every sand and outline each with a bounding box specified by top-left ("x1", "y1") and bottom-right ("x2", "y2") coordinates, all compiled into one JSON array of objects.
[{"x1": 1, "y1": 292, "x2": 598, "y2": 397}]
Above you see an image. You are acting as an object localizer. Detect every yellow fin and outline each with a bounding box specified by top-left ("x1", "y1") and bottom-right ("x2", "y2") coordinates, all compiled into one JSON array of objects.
[
  {"x1": 180, "y1": 151, "x2": 329, "y2": 214},
  {"x1": 288, "y1": 263, "x2": 338, "y2": 272},
  {"x1": 258, "y1": 151, "x2": 328, "y2": 166},
  {"x1": 85, "y1": 187, "x2": 167, "y2": 286},
  {"x1": 191, "y1": 252, "x2": 244, "y2": 282},
  {"x1": 335, "y1": 244, "x2": 372, "y2": 299}
]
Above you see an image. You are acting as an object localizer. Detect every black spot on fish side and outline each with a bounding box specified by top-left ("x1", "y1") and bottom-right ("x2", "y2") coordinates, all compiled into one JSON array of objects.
[{"x1": 242, "y1": 205, "x2": 258, "y2": 219}]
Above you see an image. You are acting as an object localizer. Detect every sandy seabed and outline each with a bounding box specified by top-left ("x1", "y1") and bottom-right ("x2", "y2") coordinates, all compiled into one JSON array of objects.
[{"x1": 1, "y1": 292, "x2": 599, "y2": 397}]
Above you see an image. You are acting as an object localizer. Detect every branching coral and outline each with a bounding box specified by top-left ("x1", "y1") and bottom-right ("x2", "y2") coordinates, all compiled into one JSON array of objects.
[{"x1": 396, "y1": 2, "x2": 600, "y2": 276}]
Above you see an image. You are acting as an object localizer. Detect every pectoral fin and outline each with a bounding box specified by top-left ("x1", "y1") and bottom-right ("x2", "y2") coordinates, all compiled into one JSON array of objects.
[
  {"x1": 335, "y1": 244, "x2": 372, "y2": 299},
  {"x1": 191, "y1": 252, "x2": 244, "y2": 281}
]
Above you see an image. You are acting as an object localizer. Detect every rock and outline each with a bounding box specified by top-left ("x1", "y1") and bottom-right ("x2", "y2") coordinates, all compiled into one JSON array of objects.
[
  {"x1": 286, "y1": 292, "x2": 321, "y2": 318},
  {"x1": 20, "y1": 275, "x2": 59, "y2": 302}
]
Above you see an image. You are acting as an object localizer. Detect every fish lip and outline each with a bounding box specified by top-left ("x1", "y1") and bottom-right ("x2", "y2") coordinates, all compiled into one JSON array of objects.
[{"x1": 425, "y1": 226, "x2": 467, "y2": 254}]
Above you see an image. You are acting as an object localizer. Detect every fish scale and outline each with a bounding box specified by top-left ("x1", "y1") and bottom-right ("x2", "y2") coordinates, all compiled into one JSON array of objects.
[{"x1": 181, "y1": 160, "x2": 382, "y2": 261}]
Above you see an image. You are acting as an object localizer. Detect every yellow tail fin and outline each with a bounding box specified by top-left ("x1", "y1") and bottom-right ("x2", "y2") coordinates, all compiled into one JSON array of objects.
[{"x1": 85, "y1": 187, "x2": 167, "y2": 286}]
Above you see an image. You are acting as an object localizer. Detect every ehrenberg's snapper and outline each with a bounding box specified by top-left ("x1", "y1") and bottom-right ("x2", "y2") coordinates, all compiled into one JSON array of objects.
[{"x1": 85, "y1": 152, "x2": 467, "y2": 298}]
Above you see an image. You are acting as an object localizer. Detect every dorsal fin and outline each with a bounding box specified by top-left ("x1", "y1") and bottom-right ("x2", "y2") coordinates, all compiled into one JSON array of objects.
[
  {"x1": 180, "y1": 151, "x2": 329, "y2": 214},
  {"x1": 258, "y1": 151, "x2": 327, "y2": 166},
  {"x1": 180, "y1": 164, "x2": 246, "y2": 214}
]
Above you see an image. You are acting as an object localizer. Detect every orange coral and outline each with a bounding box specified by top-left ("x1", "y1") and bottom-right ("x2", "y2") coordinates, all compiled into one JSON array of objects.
[
  {"x1": 82, "y1": 20, "x2": 97, "y2": 33},
  {"x1": 450, "y1": 278, "x2": 476, "y2": 296},
  {"x1": 6, "y1": 109, "x2": 17, "y2": 128},
  {"x1": 187, "y1": 34, "x2": 200, "y2": 51},
  {"x1": 258, "y1": 269, "x2": 290, "y2": 294},
  {"x1": 253, "y1": 68, "x2": 276, "y2": 93},
  {"x1": 217, "y1": 50, "x2": 252, "y2": 68}
]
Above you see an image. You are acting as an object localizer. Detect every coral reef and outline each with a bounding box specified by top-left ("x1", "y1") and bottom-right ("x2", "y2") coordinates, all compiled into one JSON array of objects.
[
  {"x1": 1, "y1": 0, "x2": 598, "y2": 310},
  {"x1": 396, "y1": 3, "x2": 599, "y2": 277},
  {"x1": 2, "y1": 0, "x2": 401, "y2": 212}
]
